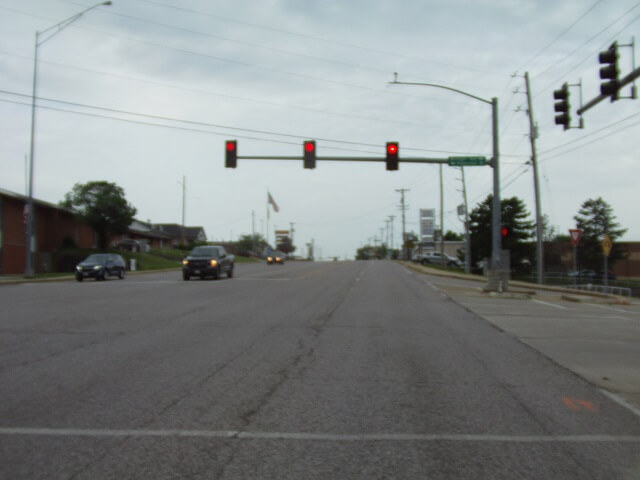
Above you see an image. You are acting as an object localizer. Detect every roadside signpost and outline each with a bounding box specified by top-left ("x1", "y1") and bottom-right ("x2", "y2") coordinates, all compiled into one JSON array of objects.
[
  {"x1": 569, "y1": 229, "x2": 583, "y2": 285},
  {"x1": 602, "y1": 234, "x2": 612, "y2": 287}
]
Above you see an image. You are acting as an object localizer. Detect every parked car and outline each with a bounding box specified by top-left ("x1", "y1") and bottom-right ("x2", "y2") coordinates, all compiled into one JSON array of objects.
[
  {"x1": 415, "y1": 251, "x2": 462, "y2": 268},
  {"x1": 568, "y1": 269, "x2": 596, "y2": 279},
  {"x1": 76, "y1": 253, "x2": 126, "y2": 281},
  {"x1": 267, "y1": 251, "x2": 285, "y2": 265},
  {"x1": 182, "y1": 245, "x2": 234, "y2": 280}
]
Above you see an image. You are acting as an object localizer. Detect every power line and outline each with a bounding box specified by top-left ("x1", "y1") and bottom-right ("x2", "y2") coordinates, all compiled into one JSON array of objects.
[
  {"x1": 516, "y1": 0, "x2": 604, "y2": 73},
  {"x1": 535, "y1": 7, "x2": 640, "y2": 96},
  {"x1": 0, "y1": 50, "x2": 520, "y2": 136},
  {"x1": 119, "y1": 0, "x2": 510, "y2": 78},
  {"x1": 532, "y1": 2, "x2": 640, "y2": 81},
  {"x1": 539, "y1": 112, "x2": 640, "y2": 156},
  {"x1": 1, "y1": 91, "x2": 529, "y2": 158},
  {"x1": 540, "y1": 118, "x2": 640, "y2": 162}
]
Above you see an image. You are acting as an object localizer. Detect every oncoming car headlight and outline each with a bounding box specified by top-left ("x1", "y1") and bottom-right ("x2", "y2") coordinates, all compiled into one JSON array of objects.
[
  {"x1": 93, "y1": 265, "x2": 103, "y2": 270},
  {"x1": 210, "y1": 259, "x2": 218, "y2": 267},
  {"x1": 267, "y1": 256, "x2": 273, "y2": 262},
  {"x1": 182, "y1": 260, "x2": 188, "y2": 265}
]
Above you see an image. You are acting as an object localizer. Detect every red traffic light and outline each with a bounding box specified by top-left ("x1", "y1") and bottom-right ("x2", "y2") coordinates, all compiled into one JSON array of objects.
[
  {"x1": 303, "y1": 140, "x2": 316, "y2": 169},
  {"x1": 225, "y1": 140, "x2": 237, "y2": 168},
  {"x1": 386, "y1": 142, "x2": 399, "y2": 171},
  {"x1": 501, "y1": 226, "x2": 510, "y2": 238}
]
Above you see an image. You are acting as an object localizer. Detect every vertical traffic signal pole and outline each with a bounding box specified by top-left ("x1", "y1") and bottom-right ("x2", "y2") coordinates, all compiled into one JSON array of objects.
[
  {"x1": 389, "y1": 76, "x2": 504, "y2": 291},
  {"x1": 490, "y1": 97, "x2": 503, "y2": 289}
]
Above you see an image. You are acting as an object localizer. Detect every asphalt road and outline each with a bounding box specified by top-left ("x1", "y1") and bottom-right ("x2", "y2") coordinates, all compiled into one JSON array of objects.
[{"x1": 1, "y1": 260, "x2": 639, "y2": 479}]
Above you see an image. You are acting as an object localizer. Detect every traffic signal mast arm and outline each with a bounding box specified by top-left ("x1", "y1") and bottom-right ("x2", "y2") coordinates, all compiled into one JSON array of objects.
[{"x1": 577, "y1": 65, "x2": 640, "y2": 115}]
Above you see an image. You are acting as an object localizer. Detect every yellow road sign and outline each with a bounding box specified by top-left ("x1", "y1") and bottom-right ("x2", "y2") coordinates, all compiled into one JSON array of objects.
[{"x1": 602, "y1": 234, "x2": 612, "y2": 257}]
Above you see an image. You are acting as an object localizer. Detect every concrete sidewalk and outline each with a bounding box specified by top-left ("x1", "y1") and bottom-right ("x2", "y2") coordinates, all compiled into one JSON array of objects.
[{"x1": 403, "y1": 262, "x2": 640, "y2": 415}]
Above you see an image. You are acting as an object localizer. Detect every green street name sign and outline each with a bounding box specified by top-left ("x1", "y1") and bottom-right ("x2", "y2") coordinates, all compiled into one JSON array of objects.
[{"x1": 447, "y1": 156, "x2": 488, "y2": 166}]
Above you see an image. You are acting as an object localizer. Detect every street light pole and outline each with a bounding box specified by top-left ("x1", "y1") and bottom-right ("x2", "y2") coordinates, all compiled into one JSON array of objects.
[
  {"x1": 24, "y1": 1, "x2": 112, "y2": 277},
  {"x1": 390, "y1": 76, "x2": 504, "y2": 290}
]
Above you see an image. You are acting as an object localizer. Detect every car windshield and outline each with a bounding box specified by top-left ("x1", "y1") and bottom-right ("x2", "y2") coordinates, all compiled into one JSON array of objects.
[
  {"x1": 83, "y1": 254, "x2": 109, "y2": 263},
  {"x1": 190, "y1": 246, "x2": 219, "y2": 257}
]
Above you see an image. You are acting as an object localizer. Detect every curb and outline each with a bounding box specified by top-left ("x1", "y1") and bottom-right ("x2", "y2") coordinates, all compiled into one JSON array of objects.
[{"x1": 0, "y1": 268, "x2": 181, "y2": 286}]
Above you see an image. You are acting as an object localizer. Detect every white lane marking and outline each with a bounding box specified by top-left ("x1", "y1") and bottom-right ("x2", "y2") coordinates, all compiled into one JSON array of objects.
[
  {"x1": 1, "y1": 427, "x2": 639, "y2": 443},
  {"x1": 599, "y1": 389, "x2": 640, "y2": 418},
  {"x1": 532, "y1": 299, "x2": 567, "y2": 310},
  {"x1": 588, "y1": 304, "x2": 635, "y2": 314}
]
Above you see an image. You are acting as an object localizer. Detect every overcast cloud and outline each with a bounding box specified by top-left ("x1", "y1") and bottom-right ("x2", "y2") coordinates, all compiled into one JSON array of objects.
[{"x1": 1, "y1": 0, "x2": 638, "y2": 259}]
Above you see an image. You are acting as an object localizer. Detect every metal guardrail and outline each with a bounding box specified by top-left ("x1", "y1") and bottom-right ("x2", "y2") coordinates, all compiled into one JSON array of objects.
[{"x1": 566, "y1": 284, "x2": 632, "y2": 297}]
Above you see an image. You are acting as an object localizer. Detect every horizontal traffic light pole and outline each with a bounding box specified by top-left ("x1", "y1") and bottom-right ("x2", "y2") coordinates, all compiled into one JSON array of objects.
[
  {"x1": 577, "y1": 65, "x2": 640, "y2": 115},
  {"x1": 233, "y1": 156, "x2": 491, "y2": 166},
  {"x1": 225, "y1": 140, "x2": 489, "y2": 169}
]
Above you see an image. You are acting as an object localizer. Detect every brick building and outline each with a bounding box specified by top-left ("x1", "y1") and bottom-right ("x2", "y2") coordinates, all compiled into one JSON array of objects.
[{"x1": 0, "y1": 188, "x2": 95, "y2": 275}]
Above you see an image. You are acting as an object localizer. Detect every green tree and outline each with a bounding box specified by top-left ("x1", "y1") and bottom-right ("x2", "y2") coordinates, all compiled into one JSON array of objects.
[
  {"x1": 574, "y1": 197, "x2": 626, "y2": 270},
  {"x1": 61, "y1": 181, "x2": 137, "y2": 250},
  {"x1": 235, "y1": 233, "x2": 267, "y2": 256},
  {"x1": 469, "y1": 195, "x2": 535, "y2": 273},
  {"x1": 276, "y1": 236, "x2": 296, "y2": 255},
  {"x1": 444, "y1": 230, "x2": 463, "y2": 241}
]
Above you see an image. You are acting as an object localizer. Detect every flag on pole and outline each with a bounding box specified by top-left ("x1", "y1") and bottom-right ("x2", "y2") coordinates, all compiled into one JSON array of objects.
[{"x1": 268, "y1": 192, "x2": 279, "y2": 213}]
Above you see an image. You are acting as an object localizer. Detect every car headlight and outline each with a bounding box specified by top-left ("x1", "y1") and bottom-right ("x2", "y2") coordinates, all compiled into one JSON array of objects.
[
  {"x1": 93, "y1": 265, "x2": 103, "y2": 270},
  {"x1": 210, "y1": 260, "x2": 218, "y2": 267},
  {"x1": 267, "y1": 257, "x2": 273, "y2": 262},
  {"x1": 276, "y1": 257, "x2": 281, "y2": 262},
  {"x1": 76, "y1": 266, "x2": 82, "y2": 271},
  {"x1": 182, "y1": 260, "x2": 188, "y2": 265}
]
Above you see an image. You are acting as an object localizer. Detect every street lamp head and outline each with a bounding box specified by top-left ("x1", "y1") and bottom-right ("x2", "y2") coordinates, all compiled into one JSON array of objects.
[{"x1": 102, "y1": 1, "x2": 112, "y2": 5}]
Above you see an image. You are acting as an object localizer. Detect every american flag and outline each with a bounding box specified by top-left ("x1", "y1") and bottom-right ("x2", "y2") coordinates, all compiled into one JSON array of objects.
[{"x1": 268, "y1": 192, "x2": 279, "y2": 213}]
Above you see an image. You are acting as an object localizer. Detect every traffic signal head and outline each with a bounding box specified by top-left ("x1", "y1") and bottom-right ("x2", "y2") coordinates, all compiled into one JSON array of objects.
[
  {"x1": 599, "y1": 42, "x2": 619, "y2": 101},
  {"x1": 553, "y1": 83, "x2": 570, "y2": 130},
  {"x1": 225, "y1": 140, "x2": 237, "y2": 168},
  {"x1": 386, "y1": 142, "x2": 399, "y2": 171},
  {"x1": 501, "y1": 226, "x2": 510, "y2": 239},
  {"x1": 303, "y1": 140, "x2": 316, "y2": 169}
]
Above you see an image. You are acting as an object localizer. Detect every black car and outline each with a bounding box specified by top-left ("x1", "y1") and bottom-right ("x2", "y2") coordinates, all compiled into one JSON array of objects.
[
  {"x1": 182, "y1": 245, "x2": 234, "y2": 280},
  {"x1": 266, "y1": 251, "x2": 285, "y2": 265},
  {"x1": 76, "y1": 253, "x2": 126, "y2": 281}
]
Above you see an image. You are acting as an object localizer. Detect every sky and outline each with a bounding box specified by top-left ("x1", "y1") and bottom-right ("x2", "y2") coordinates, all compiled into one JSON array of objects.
[{"x1": 0, "y1": 0, "x2": 638, "y2": 260}]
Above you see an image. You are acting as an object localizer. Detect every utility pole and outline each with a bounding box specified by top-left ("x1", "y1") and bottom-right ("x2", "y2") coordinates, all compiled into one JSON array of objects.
[
  {"x1": 525, "y1": 72, "x2": 544, "y2": 284},
  {"x1": 290, "y1": 222, "x2": 295, "y2": 249},
  {"x1": 460, "y1": 168, "x2": 471, "y2": 274},
  {"x1": 388, "y1": 215, "x2": 395, "y2": 250},
  {"x1": 439, "y1": 164, "x2": 445, "y2": 266},
  {"x1": 180, "y1": 176, "x2": 186, "y2": 245},
  {"x1": 396, "y1": 188, "x2": 410, "y2": 260},
  {"x1": 252, "y1": 210, "x2": 256, "y2": 254}
]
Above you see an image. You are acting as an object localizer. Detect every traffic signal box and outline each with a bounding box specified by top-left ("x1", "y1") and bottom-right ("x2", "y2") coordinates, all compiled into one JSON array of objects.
[
  {"x1": 386, "y1": 142, "x2": 399, "y2": 171},
  {"x1": 303, "y1": 140, "x2": 316, "y2": 169},
  {"x1": 225, "y1": 140, "x2": 237, "y2": 168},
  {"x1": 553, "y1": 83, "x2": 570, "y2": 130},
  {"x1": 599, "y1": 42, "x2": 619, "y2": 101}
]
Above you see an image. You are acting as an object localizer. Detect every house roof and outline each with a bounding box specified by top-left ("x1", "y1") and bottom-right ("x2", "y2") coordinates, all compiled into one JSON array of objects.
[{"x1": 154, "y1": 224, "x2": 206, "y2": 241}]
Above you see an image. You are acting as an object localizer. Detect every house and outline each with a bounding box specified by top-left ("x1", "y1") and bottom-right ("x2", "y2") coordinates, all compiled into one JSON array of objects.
[
  {"x1": 111, "y1": 219, "x2": 172, "y2": 251},
  {"x1": 152, "y1": 224, "x2": 207, "y2": 247},
  {"x1": 0, "y1": 187, "x2": 95, "y2": 274}
]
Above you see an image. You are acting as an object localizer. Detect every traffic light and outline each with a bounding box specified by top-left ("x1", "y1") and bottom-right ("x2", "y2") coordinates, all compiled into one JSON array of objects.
[
  {"x1": 225, "y1": 140, "x2": 237, "y2": 168},
  {"x1": 553, "y1": 83, "x2": 570, "y2": 130},
  {"x1": 386, "y1": 142, "x2": 399, "y2": 171},
  {"x1": 599, "y1": 42, "x2": 619, "y2": 101},
  {"x1": 303, "y1": 140, "x2": 316, "y2": 169},
  {"x1": 501, "y1": 226, "x2": 510, "y2": 241}
]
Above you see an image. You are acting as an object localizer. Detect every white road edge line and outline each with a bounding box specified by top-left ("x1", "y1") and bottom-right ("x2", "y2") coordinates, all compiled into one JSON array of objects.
[
  {"x1": 532, "y1": 299, "x2": 567, "y2": 310},
  {"x1": 599, "y1": 389, "x2": 640, "y2": 418},
  {"x1": 0, "y1": 427, "x2": 639, "y2": 443}
]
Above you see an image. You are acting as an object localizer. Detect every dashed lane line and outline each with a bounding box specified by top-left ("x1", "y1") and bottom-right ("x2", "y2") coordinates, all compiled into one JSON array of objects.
[{"x1": 1, "y1": 427, "x2": 639, "y2": 443}]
